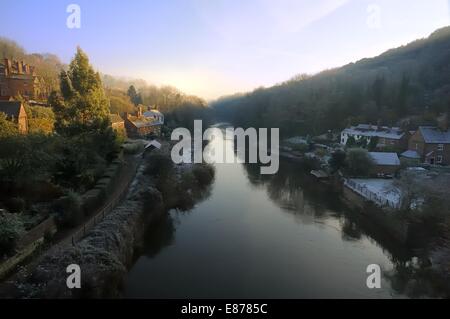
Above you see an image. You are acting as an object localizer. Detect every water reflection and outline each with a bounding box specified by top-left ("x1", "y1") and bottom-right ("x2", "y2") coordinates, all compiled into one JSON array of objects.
[
  {"x1": 241, "y1": 157, "x2": 448, "y2": 298},
  {"x1": 126, "y1": 131, "x2": 449, "y2": 298}
]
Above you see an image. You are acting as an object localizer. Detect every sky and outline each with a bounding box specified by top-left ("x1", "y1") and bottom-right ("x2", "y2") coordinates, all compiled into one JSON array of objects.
[{"x1": 1, "y1": 0, "x2": 449, "y2": 100}]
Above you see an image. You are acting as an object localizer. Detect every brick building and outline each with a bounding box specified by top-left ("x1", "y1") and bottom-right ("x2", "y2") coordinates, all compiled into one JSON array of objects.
[
  {"x1": 369, "y1": 152, "x2": 401, "y2": 176},
  {"x1": 404, "y1": 126, "x2": 450, "y2": 165},
  {"x1": 0, "y1": 58, "x2": 48, "y2": 101},
  {"x1": 124, "y1": 106, "x2": 163, "y2": 138}
]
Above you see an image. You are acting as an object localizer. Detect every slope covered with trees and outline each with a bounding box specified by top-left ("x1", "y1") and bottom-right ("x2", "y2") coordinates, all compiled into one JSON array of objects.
[{"x1": 212, "y1": 26, "x2": 450, "y2": 137}]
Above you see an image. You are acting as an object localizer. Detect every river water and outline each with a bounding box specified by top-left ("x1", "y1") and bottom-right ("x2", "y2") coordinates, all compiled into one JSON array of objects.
[{"x1": 125, "y1": 128, "x2": 439, "y2": 299}]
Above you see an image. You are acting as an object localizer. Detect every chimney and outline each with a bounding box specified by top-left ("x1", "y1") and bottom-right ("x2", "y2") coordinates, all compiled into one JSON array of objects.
[
  {"x1": 24, "y1": 63, "x2": 30, "y2": 74},
  {"x1": 137, "y1": 106, "x2": 142, "y2": 117},
  {"x1": 17, "y1": 61, "x2": 23, "y2": 74},
  {"x1": 4, "y1": 58, "x2": 11, "y2": 76}
]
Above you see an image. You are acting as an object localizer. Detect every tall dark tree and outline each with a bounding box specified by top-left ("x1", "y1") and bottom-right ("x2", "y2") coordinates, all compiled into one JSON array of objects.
[
  {"x1": 127, "y1": 85, "x2": 142, "y2": 106},
  {"x1": 51, "y1": 47, "x2": 110, "y2": 135}
]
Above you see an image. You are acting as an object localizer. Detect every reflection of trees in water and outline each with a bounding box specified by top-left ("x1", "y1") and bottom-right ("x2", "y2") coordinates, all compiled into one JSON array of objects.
[
  {"x1": 143, "y1": 212, "x2": 176, "y2": 258},
  {"x1": 241, "y1": 158, "x2": 450, "y2": 297},
  {"x1": 142, "y1": 183, "x2": 214, "y2": 258},
  {"x1": 242, "y1": 160, "x2": 339, "y2": 219},
  {"x1": 384, "y1": 258, "x2": 450, "y2": 298}
]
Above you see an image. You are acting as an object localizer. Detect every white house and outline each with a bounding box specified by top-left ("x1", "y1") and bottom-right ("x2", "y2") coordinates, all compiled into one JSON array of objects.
[
  {"x1": 143, "y1": 108, "x2": 164, "y2": 125},
  {"x1": 341, "y1": 124, "x2": 407, "y2": 151}
]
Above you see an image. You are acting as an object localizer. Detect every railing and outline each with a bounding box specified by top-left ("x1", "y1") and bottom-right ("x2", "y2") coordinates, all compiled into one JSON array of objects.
[
  {"x1": 68, "y1": 160, "x2": 140, "y2": 246},
  {"x1": 344, "y1": 179, "x2": 400, "y2": 210}
]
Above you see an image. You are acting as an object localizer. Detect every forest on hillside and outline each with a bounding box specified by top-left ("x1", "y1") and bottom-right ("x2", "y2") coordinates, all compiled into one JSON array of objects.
[{"x1": 211, "y1": 26, "x2": 450, "y2": 138}]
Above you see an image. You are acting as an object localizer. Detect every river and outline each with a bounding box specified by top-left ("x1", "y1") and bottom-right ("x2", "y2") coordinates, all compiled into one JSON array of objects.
[{"x1": 125, "y1": 127, "x2": 439, "y2": 299}]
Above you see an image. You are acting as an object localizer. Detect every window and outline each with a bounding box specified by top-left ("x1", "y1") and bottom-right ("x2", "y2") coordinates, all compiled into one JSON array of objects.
[
  {"x1": 415, "y1": 143, "x2": 419, "y2": 150},
  {"x1": 438, "y1": 144, "x2": 444, "y2": 151},
  {"x1": 437, "y1": 156, "x2": 443, "y2": 164}
]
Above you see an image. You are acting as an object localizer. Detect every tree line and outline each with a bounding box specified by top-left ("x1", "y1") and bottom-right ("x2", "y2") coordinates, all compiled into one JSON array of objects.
[{"x1": 211, "y1": 26, "x2": 450, "y2": 138}]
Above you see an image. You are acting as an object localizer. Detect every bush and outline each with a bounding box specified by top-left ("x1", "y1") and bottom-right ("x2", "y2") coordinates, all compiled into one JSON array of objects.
[
  {"x1": 123, "y1": 142, "x2": 143, "y2": 155},
  {"x1": 345, "y1": 148, "x2": 374, "y2": 177},
  {"x1": 5, "y1": 197, "x2": 26, "y2": 214},
  {"x1": 192, "y1": 164, "x2": 215, "y2": 187},
  {"x1": 0, "y1": 212, "x2": 25, "y2": 255},
  {"x1": 82, "y1": 188, "x2": 103, "y2": 216},
  {"x1": 145, "y1": 152, "x2": 173, "y2": 178},
  {"x1": 54, "y1": 191, "x2": 83, "y2": 229}
]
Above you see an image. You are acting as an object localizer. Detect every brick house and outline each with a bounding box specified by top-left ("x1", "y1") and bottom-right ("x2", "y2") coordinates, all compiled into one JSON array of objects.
[
  {"x1": 109, "y1": 114, "x2": 125, "y2": 130},
  {"x1": 0, "y1": 101, "x2": 28, "y2": 133},
  {"x1": 0, "y1": 58, "x2": 48, "y2": 101},
  {"x1": 341, "y1": 124, "x2": 409, "y2": 152},
  {"x1": 124, "y1": 106, "x2": 163, "y2": 138},
  {"x1": 109, "y1": 113, "x2": 126, "y2": 137},
  {"x1": 369, "y1": 152, "x2": 401, "y2": 176},
  {"x1": 403, "y1": 126, "x2": 450, "y2": 165}
]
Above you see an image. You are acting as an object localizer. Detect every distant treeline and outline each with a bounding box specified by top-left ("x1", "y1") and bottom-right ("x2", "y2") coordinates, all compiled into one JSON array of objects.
[{"x1": 211, "y1": 26, "x2": 450, "y2": 137}]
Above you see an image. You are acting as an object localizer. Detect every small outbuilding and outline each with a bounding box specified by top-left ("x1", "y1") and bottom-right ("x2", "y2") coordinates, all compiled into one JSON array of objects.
[{"x1": 369, "y1": 152, "x2": 401, "y2": 176}]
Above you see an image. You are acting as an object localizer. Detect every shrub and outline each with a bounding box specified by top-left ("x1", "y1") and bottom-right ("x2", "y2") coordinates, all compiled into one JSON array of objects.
[
  {"x1": 345, "y1": 148, "x2": 374, "y2": 177},
  {"x1": 82, "y1": 188, "x2": 103, "y2": 216},
  {"x1": 44, "y1": 229, "x2": 54, "y2": 244},
  {"x1": 145, "y1": 152, "x2": 173, "y2": 178},
  {"x1": 192, "y1": 164, "x2": 215, "y2": 187},
  {"x1": 5, "y1": 197, "x2": 26, "y2": 214},
  {"x1": 123, "y1": 142, "x2": 143, "y2": 154},
  {"x1": 0, "y1": 212, "x2": 25, "y2": 255},
  {"x1": 329, "y1": 150, "x2": 347, "y2": 173},
  {"x1": 54, "y1": 191, "x2": 83, "y2": 229}
]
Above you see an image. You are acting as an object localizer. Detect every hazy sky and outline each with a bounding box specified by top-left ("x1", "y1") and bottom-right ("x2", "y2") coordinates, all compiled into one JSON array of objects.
[{"x1": 1, "y1": 0, "x2": 449, "y2": 99}]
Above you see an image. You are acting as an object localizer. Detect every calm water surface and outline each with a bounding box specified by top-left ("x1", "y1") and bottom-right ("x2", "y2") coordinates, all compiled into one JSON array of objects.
[{"x1": 125, "y1": 129, "x2": 435, "y2": 299}]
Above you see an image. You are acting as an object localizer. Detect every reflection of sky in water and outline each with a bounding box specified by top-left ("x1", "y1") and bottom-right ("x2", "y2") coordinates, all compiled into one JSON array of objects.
[{"x1": 126, "y1": 134, "x2": 440, "y2": 299}]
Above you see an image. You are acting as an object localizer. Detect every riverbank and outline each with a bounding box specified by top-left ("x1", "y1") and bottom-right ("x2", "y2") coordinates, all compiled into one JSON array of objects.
[{"x1": 8, "y1": 141, "x2": 215, "y2": 298}]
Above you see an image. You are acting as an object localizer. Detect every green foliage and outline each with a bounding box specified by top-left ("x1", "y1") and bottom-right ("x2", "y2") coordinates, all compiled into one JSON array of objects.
[
  {"x1": 5, "y1": 197, "x2": 26, "y2": 214},
  {"x1": 54, "y1": 191, "x2": 83, "y2": 228},
  {"x1": 127, "y1": 85, "x2": 143, "y2": 106},
  {"x1": 123, "y1": 141, "x2": 144, "y2": 155},
  {"x1": 0, "y1": 134, "x2": 56, "y2": 184},
  {"x1": 0, "y1": 132, "x2": 115, "y2": 193},
  {"x1": 192, "y1": 164, "x2": 215, "y2": 187},
  {"x1": 368, "y1": 136, "x2": 379, "y2": 151},
  {"x1": 0, "y1": 212, "x2": 25, "y2": 255},
  {"x1": 346, "y1": 136, "x2": 356, "y2": 148},
  {"x1": 329, "y1": 150, "x2": 347, "y2": 173},
  {"x1": 144, "y1": 152, "x2": 174, "y2": 178},
  {"x1": 107, "y1": 89, "x2": 135, "y2": 115},
  {"x1": 25, "y1": 105, "x2": 55, "y2": 134},
  {"x1": 51, "y1": 47, "x2": 110, "y2": 135},
  {"x1": 345, "y1": 148, "x2": 374, "y2": 177},
  {"x1": 0, "y1": 113, "x2": 18, "y2": 138}
]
